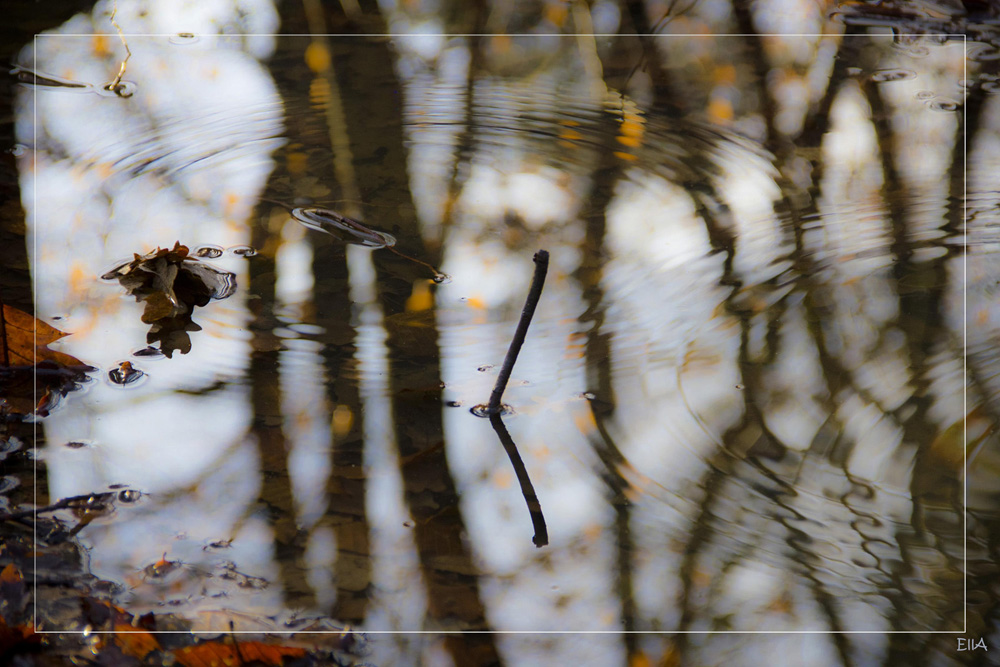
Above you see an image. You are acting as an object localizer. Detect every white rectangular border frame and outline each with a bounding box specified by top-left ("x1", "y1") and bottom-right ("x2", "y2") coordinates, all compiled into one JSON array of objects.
[{"x1": 30, "y1": 30, "x2": 968, "y2": 636}]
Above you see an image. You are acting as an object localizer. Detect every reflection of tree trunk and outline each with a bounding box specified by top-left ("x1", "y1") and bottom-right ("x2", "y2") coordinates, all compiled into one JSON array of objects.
[
  {"x1": 731, "y1": 1, "x2": 781, "y2": 153},
  {"x1": 325, "y1": 7, "x2": 500, "y2": 662},
  {"x1": 862, "y1": 78, "x2": 959, "y2": 569},
  {"x1": 313, "y1": 244, "x2": 372, "y2": 623},
  {"x1": 573, "y1": 96, "x2": 637, "y2": 654},
  {"x1": 620, "y1": 0, "x2": 683, "y2": 114},
  {"x1": 247, "y1": 240, "x2": 317, "y2": 610}
]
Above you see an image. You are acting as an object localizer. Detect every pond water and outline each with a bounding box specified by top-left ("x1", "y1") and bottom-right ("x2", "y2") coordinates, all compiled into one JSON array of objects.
[{"x1": 6, "y1": 1, "x2": 998, "y2": 666}]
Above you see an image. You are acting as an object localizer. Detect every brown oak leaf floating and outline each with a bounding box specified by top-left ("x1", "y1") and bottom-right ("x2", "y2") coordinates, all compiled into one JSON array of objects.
[{"x1": 102, "y1": 242, "x2": 236, "y2": 358}]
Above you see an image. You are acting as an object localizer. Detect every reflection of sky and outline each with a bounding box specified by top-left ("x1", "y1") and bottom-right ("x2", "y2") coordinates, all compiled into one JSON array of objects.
[
  {"x1": 19, "y1": 0, "x2": 283, "y2": 615},
  {"x1": 18, "y1": 3, "x2": 976, "y2": 658}
]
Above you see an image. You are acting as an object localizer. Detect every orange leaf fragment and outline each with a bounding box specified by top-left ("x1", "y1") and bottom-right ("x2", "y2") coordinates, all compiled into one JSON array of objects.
[
  {"x1": 0, "y1": 617, "x2": 39, "y2": 655},
  {"x1": 174, "y1": 640, "x2": 307, "y2": 667},
  {"x1": 114, "y1": 623, "x2": 160, "y2": 659},
  {"x1": 0, "y1": 564, "x2": 22, "y2": 583}
]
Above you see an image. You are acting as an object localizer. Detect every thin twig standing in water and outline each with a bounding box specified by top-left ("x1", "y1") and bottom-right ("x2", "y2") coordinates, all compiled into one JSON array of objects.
[
  {"x1": 107, "y1": 0, "x2": 132, "y2": 96},
  {"x1": 487, "y1": 250, "x2": 549, "y2": 415}
]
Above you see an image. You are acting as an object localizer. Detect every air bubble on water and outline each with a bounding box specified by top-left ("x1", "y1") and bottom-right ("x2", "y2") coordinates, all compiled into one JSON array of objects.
[
  {"x1": 446, "y1": 400, "x2": 463, "y2": 408},
  {"x1": 230, "y1": 245, "x2": 258, "y2": 257},
  {"x1": 0, "y1": 438, "x2": 23, "y2": 458},
  {"x1": 98, "y1": 80, "x2": 137, "y2": 98},
  {"x1": 582, "y1": 392, "x2": 596, "y2": 400},
  {"x1": 969, "y1": 43, "x2": 1000, "y2": 62},
  {"x1": 928, "y1": 98, "x2": 960, "y2": 112},
  {"x1": 194, "y1": 245, "x2": 224, "y2": 258},
  {"x1": 432, "y1": 273, "x2": 451, "y2": 284},
  {"x1": 169, "y1": 33, "x2": 200, "y2": 45},
  {"x1": 470, "y1": 404, "x2": 513, "y2": 417},
  {"x1": 118, "y1": 489, "x2": 142, "y2": 503},
  {"x1": 914, "y1": 90, "x2": 935, "y2": 100},
  {"x1": 477, "y1": 365, "x2": 494, "y2": 372},
  {"x1": 870, "y1": 68, "x2": 915, "y2": 83}
]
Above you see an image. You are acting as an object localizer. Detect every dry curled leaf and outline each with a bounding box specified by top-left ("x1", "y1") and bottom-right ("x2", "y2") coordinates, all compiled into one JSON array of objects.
[{"x1": 102, "y1": 242, "x2": 236, "y2": 358}]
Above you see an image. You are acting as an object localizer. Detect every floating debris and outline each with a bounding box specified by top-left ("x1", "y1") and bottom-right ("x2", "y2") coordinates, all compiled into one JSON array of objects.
[
  {"x1": 9, "y1": 66, "x2": 92, "y2": 92},
  {"x1": 284, "y1": 202, "x2": 449, "y2": 282},
  {"x1": 291, "y1": 206, "x2": 397, "y2": 249}
]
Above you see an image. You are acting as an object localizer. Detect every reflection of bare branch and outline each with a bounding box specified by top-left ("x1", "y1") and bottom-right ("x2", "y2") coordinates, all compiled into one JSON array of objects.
[
  {"x1": 620, "y1": 0, "x2": 684, "y2": 112},
  {"x1": 488, "y1": 414, "x2": 547, "y2": 546},
  {"x1": 438, "y1": 0, "x2": 488, "y2": 249},
  {"x1": 730, "y1": 3, "x2": 781, "y2": 153}
]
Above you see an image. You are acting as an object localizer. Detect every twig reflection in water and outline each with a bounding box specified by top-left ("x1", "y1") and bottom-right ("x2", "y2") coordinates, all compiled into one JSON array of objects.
[
  {"x1": 489, "y1": 413, "x2": 549, "y2": 547},
  {"x1": 478, "y1": 250, "x2": 550, "y2": 547}
]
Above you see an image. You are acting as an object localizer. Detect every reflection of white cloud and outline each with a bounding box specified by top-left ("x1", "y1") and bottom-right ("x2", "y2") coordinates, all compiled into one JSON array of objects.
[
  {"x1": 93, "y1": 0, "x2": 280, "y2": 59},
  {"x1": 460, "y1": 162, "x2": 582, "y2": 230}
]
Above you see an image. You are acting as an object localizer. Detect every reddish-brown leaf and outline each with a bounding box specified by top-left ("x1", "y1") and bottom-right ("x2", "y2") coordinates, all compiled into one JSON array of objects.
[
  {"x1": 0, "y1": 564, "x2": 27, "y2": 624},
  {"x1": 0, "y1": 303, "x2": 88, "y2": 368},
  {"x1": 173, "y1": 640, "x2": 307, "y2": 667},
  {"x1": 113, "y1": 623, "x2": 160, "y2": 659}
]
